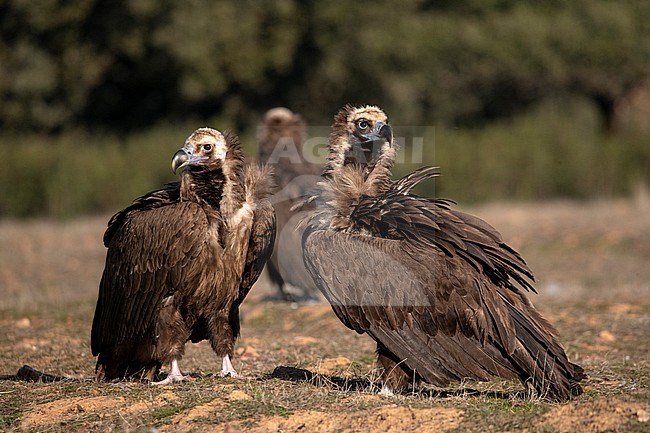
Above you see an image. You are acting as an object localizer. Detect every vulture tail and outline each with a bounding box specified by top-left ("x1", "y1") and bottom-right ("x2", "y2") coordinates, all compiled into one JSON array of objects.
[{"x1": 505, "y1": 301, "x2": 585, "y2": 401}]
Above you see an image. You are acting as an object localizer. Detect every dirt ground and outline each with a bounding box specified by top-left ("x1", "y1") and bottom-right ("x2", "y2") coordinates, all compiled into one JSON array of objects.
[{"x1": 0, "y1": 199, "x2": 648, "y2": 432}]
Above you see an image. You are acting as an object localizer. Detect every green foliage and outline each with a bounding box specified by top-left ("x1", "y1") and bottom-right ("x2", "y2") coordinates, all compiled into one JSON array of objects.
[
  {"x1": 0, "y1": 0, "x2": 649, "y2": 216},
  {"x1": 0, "y1": 0, "x2": 648, "y2": 130},
  {"x1": 1, "y1": 97, "x2": 648, "y2": 218},
  {"x1": 0, "y1": 125, "x2": 187, "y2": 218},
  {"x1": 411, "y1": 97, "x2": 650, "y2": 202}
]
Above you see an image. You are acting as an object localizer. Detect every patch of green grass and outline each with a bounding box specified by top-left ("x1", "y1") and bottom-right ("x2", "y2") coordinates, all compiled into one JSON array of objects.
[
  {"x1": 151, "y1": 404, "x2": 186, "y2": 421},
  {"x1": 401, "y1": 97, "x2": 650, "y2": 204},
  {"x1": 202, "y1": 399, "x2": 293, "y2": 425},
  {"x1": 445, "y1": 395, "x2": 551, "y2": 433},
  {"x1": 474, "y1": 398, "x2": 544, "y2": 414},
  {"x1": 0, "y1": 411, "x2": 21, "y2": 429}
]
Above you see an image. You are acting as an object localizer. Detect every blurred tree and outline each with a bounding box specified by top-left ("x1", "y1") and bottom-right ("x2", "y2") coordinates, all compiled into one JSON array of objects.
[
  {"x1": 0, "y1": 0, "x2": 177, "y2": 131},
  {"x1": 297, "y1": 0, "x2": 650, "y2": 128},
  {"x1": 0, "y1": 0, "x2": 648, "y2": 131},
  {"x1": 152, "y1": 0, "x2": 304, "y2": 130},
  {"x1": 0, "y1": 0, "x2": 106, "y2": 130},
  {"x1": 80, "y1": 0, "x2": 178, "y2": 130}
]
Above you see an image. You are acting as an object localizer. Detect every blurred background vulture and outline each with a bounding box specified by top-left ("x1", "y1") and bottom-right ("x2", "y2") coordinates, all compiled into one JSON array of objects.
[
  {"x1": 91, "y1": 127, "x2": 276, "y2": 383},
  {"x1": 256, "y1": 108, "x2": 322, "y2": 301},
  {"x1": 301, "y1": 105, "x2": 585, "y2": 401}
]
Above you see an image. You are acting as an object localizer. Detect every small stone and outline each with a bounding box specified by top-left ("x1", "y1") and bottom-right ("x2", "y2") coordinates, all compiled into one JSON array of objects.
[
  {"x1": 292, "y1": 336, "x2": 317, "y2": 346},
  {"x1": 228, "y1": 390, "x2": 252, "y2": 401},
  {"x1": 235, "y1": 346, "x2": 258, "y2": 358},
  {"x1": 637, "y1": 409, "x2": 649, "y2": 423},
  {"x1": 598, "y1": 330, "x2": 616, "y2": 342},
  {"x1": 16, "y1": 317, "x2": 31, "y2": 328}
]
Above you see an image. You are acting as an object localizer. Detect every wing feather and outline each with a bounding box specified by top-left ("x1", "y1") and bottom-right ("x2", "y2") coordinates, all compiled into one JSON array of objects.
[
  {"x1": 91, "y1": 202, "x2": 210, "y2": 356},
  {"x1": 238, "y1": 164, "x2": 278, "y2": 301},
  {"x1": 239, "y1": 198, "x2": 276, "y2": 301},
  {"x1": 302, "y1": 229, "x2": 522, "y2": 386},
  {"x1": 353, "y1": 189, "x2": 536, "y2": 293}
]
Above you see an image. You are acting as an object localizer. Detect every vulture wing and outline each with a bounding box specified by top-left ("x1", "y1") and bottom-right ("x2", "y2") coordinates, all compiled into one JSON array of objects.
[
  {"x1": 91, "y1": 201, "x2": 211, "y2": 356},
  {"x1": 303, "y1": 191, "x2": 583, "y2": 400},
  {"x1": 238, "y1": 164, "x2": 278, "y2": 299},
  {"x1": 352, "y1": 190, "x2": 536, "y2": 293},
  {"x1": 103, "y1": 183, "x2": 179, "y2": 247},
  {"x1": 303, "y1": 228, "x2": 523, "y2": 386},
  {"x1": 239, "y1": 198, "x2": 276, "y2": 301}
]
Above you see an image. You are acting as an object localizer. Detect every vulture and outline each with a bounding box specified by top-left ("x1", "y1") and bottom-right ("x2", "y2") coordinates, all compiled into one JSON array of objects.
[
  {"x1": 256, "y1": 107, "x2": 322, "y2": 301},
  {"x1": 91, "y1": 127, "x2": 276, "y2": 383},
  {"x1": 301, "y1": 105, "x2": 585, "y2": 401}
]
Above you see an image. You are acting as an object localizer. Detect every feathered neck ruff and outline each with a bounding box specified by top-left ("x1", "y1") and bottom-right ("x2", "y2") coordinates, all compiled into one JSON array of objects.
[
  {"x1": 313, "y1": 135, "x2": 398, "y2": 231},
  {"x1": 323, "y1": 133, "x2": 398, "y2": 201}
]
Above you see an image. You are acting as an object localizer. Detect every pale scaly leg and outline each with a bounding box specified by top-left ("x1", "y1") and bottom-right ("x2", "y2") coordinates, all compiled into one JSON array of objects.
[
  {"x1": 219, "y1": 354, "x2": 239, "y2": 378},
  {"x1": 152, "y1": 359, "x2": 187, "y2": 385}
]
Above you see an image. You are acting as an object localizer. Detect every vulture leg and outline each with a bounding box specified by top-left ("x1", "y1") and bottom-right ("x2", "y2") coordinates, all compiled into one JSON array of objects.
[
  {"x1": 152, "y1": 359, "x2": 187, "y2": 385},
  {"x1": 265, "y1": 259, "x2": 291, "y2": 301},
  {"x1": 219, "y1": 354, "x2": 239, "y2": 378},
  {"x1": 376, "y1": 343, "x2": 413, "y2": 393},
  {"x1": 211, "y1": 309, "x2": 240, "y2": 378}
]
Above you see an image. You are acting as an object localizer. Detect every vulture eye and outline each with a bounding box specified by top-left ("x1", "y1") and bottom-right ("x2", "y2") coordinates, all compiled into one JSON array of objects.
[
  {"x1": 202, "y1": 143, "x2": 213, "y2": 152},
  {"x1": 356, "y1": 119, "x2": 370, "y2": 132}
]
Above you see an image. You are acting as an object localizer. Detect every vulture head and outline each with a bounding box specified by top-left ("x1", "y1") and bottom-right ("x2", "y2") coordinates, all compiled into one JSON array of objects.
[
  {"x1": 172, "y1": 127, "x2": 245, "y2": 205},
  {"x1": 325, "y1": 105, "x2": 395, "y2": 178},
  {"x1": 256, "y1": 107, "x2": 307, "y2": 162},
  {"x1": 172, "y1": 127, "x2": 239, "y2": 174},
  {"x1": 262, "y1": 107, "x2": 297, "y2": 131}
]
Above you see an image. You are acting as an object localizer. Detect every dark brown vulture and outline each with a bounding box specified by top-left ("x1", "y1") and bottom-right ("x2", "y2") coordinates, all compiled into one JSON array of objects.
[
  {"x1": 256, "y1": 107, "x2": 322, "y2": 301},
  {"x1": 301, "y1": 105, "x2": 585, "y2": 401},
  {"x1": 91, "y1": 127, "x2": 276, "y2": 383}
]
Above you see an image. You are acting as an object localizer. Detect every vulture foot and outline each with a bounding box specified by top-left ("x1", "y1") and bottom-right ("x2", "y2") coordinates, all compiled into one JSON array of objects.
[
  {"x1": 219, "y1": 354, "x2": 240, "y2": 378},
  {"x1": 152, "y1": 359, "x2": 187, "y2": 385}
]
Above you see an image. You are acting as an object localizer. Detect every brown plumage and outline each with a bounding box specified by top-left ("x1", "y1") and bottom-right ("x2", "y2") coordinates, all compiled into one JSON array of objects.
[
  {"x1": 301, "y1": 105, "x2": 585, "y2": 401},
  {"x1": 91, "y1": 127, "x2": 276, "y2": 383},
  {"x1": 256, "y1": 108, "x2": 322, "y2": 301}
]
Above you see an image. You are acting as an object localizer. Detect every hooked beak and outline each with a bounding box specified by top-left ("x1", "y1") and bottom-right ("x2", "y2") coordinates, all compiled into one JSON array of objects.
[
  {"x1": 373, "y1": 121, "x2": 393, "y2": 145},
  {"x1": 171, "y1": 149, "x2": 189, "y2": 174},
  {"x1": 171, "y1": 144, "x2": 208, "y2": 173}
]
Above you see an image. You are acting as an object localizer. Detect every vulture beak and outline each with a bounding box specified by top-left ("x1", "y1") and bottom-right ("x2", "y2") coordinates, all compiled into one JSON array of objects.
[
  {"x1": 171, "y1": 144, "x2": 208, "y2": 173},
  {"x1": 373, "y1": 122, "x2": 393, "y2": 145},
  {"x1": 171, "y1": 149, "x2": 189, "y2": 173}
]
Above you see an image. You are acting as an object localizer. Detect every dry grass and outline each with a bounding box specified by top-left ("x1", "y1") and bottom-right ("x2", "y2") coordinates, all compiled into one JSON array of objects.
[{"x1": 1, "y1": 199, "x2": 649, "y2": 432}]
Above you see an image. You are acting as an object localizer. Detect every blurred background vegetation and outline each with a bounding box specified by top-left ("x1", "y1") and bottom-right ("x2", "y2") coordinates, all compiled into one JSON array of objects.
[{"x1": 1, "y1": 0, "x2": 649, "y2": 217}]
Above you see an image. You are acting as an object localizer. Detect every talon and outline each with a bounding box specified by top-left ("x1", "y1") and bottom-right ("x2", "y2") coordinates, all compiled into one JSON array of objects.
[
  {"x1": 379, "y1": 385, "x2": 395, "y2": 397},
  {"x1": 219, "y1": 354, "x2": 240, "y2": 378},
  {"x1": 152, "y1": 373, "x2": 187, "y2": 385},
  {"x1": 152, "y1": 359, "x2": 186, "y2": 385},
  {"x1": 218, "y1": 369, "x2": 240, "y2": 378}
]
